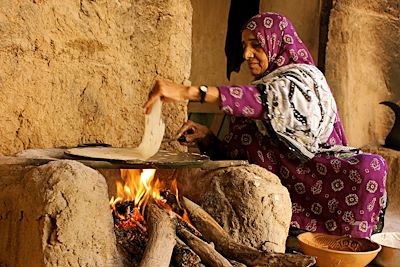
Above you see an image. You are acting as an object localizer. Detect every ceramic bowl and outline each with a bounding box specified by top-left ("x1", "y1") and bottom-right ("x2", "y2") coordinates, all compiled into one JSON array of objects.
[
  {"x1": 297, "y1": 232, "x2": 381, "y2": 267},
  {"x1": 371, "y1": 232, "x2": 400, "y2": 267}
]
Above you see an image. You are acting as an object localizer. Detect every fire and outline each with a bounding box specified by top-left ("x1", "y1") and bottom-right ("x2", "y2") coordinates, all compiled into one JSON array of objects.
[
  {"x1": 110, "y1": 169, "x2": 158, "y2": 218},
  {"x1": 110, "y1": 169, "x2": 190, "y2": 228}
]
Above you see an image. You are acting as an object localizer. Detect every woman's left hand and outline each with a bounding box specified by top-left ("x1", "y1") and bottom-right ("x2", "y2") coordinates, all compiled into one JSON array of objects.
[
  {"x1": 143, "y1": 79, "x2": 191, "y2": 114},
  {"x1": 176, "y1": 120, "x2": 211, "y2": 146}
]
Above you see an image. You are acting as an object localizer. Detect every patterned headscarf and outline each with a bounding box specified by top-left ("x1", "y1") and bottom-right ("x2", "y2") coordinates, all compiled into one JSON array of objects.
[{"x1": 244, "y1": 12, "x2": 314, "y2": 75}]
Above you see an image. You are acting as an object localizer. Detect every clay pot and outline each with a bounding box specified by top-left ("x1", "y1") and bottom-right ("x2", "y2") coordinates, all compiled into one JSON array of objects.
[{"x1": 297, "y1": 232, "x2": 381, "y2": 267}]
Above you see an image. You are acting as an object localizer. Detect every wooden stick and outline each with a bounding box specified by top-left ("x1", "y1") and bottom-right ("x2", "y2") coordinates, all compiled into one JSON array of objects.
[
  {"x1": 176, "y1": 214, "x2": 203, "y2": 239},
  {"x1": 183, "y1": 197, "x2": 316, "y2": 267},
  {"x1": 114, "y1": 226, "x2": 147, "y2": 265},
  {"x1": 139, "y1": 204, "x2": 176, "y2": 267},
  {"x1": 173, "y1": 237, "x2": 202, "y2": 266},
  {"x1": 177, "y1": 227, "x2": 233, "y2": 267}
]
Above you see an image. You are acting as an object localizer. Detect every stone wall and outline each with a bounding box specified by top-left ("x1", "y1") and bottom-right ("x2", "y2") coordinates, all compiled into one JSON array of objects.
[
  {"x1": 0, "y1": 0, "x2": 192, "y2": 156},
  {"x1": 325, "y1": 0, "x2": 400, "y2": 147}
]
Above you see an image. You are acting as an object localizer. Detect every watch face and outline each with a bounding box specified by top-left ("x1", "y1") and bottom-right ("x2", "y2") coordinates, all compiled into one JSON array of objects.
[
  {"x1": 200, "y1": 85, "x2": 208, "y2": 93},
  {"x1": 199, "y1": 85, "x2": 208, "y2": 103}
]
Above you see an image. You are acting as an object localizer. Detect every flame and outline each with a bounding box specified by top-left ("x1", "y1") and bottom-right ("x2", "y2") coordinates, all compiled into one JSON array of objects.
[
  {"x1": 171, "y1": 179, "x2": 183, "y2": 210},
  {"x1": 110, "y1": 168, "x2": 191, "y2": 227},
  {"x1": 110, "y1": 169, "x2": 158, "y2": 213}
]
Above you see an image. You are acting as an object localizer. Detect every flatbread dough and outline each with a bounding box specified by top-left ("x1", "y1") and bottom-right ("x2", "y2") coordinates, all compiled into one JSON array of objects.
[{"x1": 66, "y1": 98, "x2": 165, "y2": 161}]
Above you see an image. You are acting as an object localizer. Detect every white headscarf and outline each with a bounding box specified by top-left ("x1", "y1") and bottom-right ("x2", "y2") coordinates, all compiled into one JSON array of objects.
[{"x1": 253, "y1": 64, "x2": 338, "y2": 159}]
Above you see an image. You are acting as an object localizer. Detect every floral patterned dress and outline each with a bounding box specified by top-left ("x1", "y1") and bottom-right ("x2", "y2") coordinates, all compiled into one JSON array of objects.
[
  {"x1": 212, "y1": 81, "x2": 387, "y2": 238},
  {"x1": 198, "y1": 11, "x2": 387, "y2": 238}
]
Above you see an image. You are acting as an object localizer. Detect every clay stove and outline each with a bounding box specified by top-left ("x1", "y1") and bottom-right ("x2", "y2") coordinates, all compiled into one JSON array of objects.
[{"x1": 0, "y1": 147, "x2": 313, "y2": 266}]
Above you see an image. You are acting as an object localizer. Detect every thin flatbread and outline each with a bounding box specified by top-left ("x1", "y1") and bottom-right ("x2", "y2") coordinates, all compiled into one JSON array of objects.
[{"x1": 66, "y1": 98, "x2": 165, "y2": 161}]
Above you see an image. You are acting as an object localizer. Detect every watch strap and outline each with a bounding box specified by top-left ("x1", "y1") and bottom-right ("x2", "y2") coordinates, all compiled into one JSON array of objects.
[{"x1": 199, "y1": 85, "x2": 208, "y2": 103}]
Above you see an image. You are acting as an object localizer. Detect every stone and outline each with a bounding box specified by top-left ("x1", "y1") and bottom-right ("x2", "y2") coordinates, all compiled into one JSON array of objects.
[
  {"x1": 0, "y1": 160, "x2": 122, "y2": 267},
  {"x1": 178, "y1": 164, "x2": 292, "y2": 253}
]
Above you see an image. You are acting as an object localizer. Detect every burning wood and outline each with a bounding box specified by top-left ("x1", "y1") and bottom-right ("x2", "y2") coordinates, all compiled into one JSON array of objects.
[
  {"x1": 177, "y1": 227, "x2": 233, "y2": 267},
  {"x1": 140, "y1": 203, "x2": 176, "y2": 267},
  {"x1": 113, "y1": 201, "x2": 147, "y2": 232},
  {"x1": 114, "y1": 226, "x2": 148, "y2": 266},
  {"x1": 173, "y1": 237, "x2": 202, "y2": 266},
  {"x1": 110, "y1": 169, "x2": 316, "y2": 267},
  {"x1": 113, "y1": 201, "x2": 148, "y2": 266}
]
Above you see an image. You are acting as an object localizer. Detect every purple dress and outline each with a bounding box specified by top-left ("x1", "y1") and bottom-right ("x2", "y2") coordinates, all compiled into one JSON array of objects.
[
  {"x1": 213, "y1": 84, "x2": 387, "y2": 238},
  {"x1": 197, "y1": 12, "x2": 387, "y2": 238}
]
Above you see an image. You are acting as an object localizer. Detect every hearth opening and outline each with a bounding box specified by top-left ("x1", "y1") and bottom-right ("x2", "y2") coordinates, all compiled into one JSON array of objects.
[
  {"x1": 109, "y1": 168, "x2": 316, "y2": 267},
  {"x1": 110, "y1": 169, "x2": 190, "y2": 227}
]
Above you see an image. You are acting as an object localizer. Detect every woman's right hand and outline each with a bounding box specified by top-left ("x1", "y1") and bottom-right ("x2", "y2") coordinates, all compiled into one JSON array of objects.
[
  {"x1": 176, "y1": 120, "x2": 211, "y2": 146},
  {"x1": 143, "y1": 79, "x2": 194, "y2": 114},
  {"x1": 143, "y1": 79, "x2": 221, "y2": 114}
]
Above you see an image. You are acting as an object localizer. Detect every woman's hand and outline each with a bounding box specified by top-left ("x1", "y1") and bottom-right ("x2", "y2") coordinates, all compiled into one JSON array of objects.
[
  {"x1": 143, "y1": 79, "x2": 193, "y2": 114},
  {"x1": 143, "y1": 79, "x2": 221, "y2": 114},
  {"x1": 176, "y1": 120, "x2": 211, "y2": 146}
]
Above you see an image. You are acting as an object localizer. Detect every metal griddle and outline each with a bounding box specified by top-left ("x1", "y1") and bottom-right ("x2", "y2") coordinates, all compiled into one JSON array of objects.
[
  {"x1": 0, "y1": 147, "x2": 247, "y2": 169},
  {"x1": 65, "y1": 148, "x2": 211, "y2": 169}
]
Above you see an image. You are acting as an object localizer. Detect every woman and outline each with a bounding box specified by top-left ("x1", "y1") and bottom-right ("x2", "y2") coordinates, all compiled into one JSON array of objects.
[{"x1": 144, "y1": 12, "x2": 387, "y2": 238}]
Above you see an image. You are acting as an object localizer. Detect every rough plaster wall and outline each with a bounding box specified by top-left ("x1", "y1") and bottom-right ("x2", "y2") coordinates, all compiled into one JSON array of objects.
[
  {"x1": 0, "y1": 0, "x2": 192, "y2": 156},
  {"x1": 0, "y1": 161, "x2": 122, "y2": 267},
  {"x1": 190, "y1": 0, "x2": 321, "y2": 86},
  {"x1": 325, "y1": 0, "x2": 400, "y2": 146}
]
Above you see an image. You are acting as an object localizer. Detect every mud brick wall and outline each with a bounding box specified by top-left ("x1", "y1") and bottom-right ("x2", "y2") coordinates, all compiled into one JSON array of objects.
[
  {"x1": 0, "y1": 0, "x2": 192, "y2": 156},
  {"x1": 325, "y1": 0, "x2": 400, "y2": 147}
]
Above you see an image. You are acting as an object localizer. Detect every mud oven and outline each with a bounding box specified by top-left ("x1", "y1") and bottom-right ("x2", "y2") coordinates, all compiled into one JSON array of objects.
[{"x1": 0, "y1": 147, "x2": 314, "y2": 267}]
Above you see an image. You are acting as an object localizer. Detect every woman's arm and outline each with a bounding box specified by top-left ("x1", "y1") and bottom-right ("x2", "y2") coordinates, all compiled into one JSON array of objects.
[
  {"x1": 142, "y1": 79, "x2": 264, "y2": 159},
  {"x1": 218, "y1": 84, "x2": 265, "y2": 119},
  {"x1": 143, "y1": 79, "x2": 266, "y2": 120},
  {"x1": 143, "y1": 79, "x2": 221, "y2": 114}
]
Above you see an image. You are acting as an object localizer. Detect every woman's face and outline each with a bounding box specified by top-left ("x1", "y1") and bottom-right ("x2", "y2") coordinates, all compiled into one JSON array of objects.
[{"x1": 241, "y1": 29, "x2": 269, "y2": 77}]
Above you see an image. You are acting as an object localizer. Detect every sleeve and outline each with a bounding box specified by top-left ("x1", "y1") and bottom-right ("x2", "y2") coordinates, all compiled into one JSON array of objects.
[{"x1": 217, "y1": 85, "x2": 265, "y2": 119}]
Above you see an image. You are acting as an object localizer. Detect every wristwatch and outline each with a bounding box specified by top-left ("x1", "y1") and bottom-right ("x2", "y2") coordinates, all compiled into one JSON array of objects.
[{"x1": 199, "y1": 85, "x2": 208, "y2": 103}]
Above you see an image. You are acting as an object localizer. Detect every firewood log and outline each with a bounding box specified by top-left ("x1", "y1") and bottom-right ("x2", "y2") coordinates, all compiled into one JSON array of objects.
[
  {"x1": 177, "y1": 227, "x2": 233, "y2": 267},
  {"x1": 139, "y1": 204, "x2": 176, "y2": 267},
  {"x1": 173, "y1": 237, "x2": 203, "y2": 266},
  {"x1": 182, "y1": 197, "x2": 316, "y2": 267},
  {"x1": 176, "y1": 214, "x2": 203, "y2": 239},
  {"x1": 114, "y1": 226, "x2": 147, "y2": 266}
]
